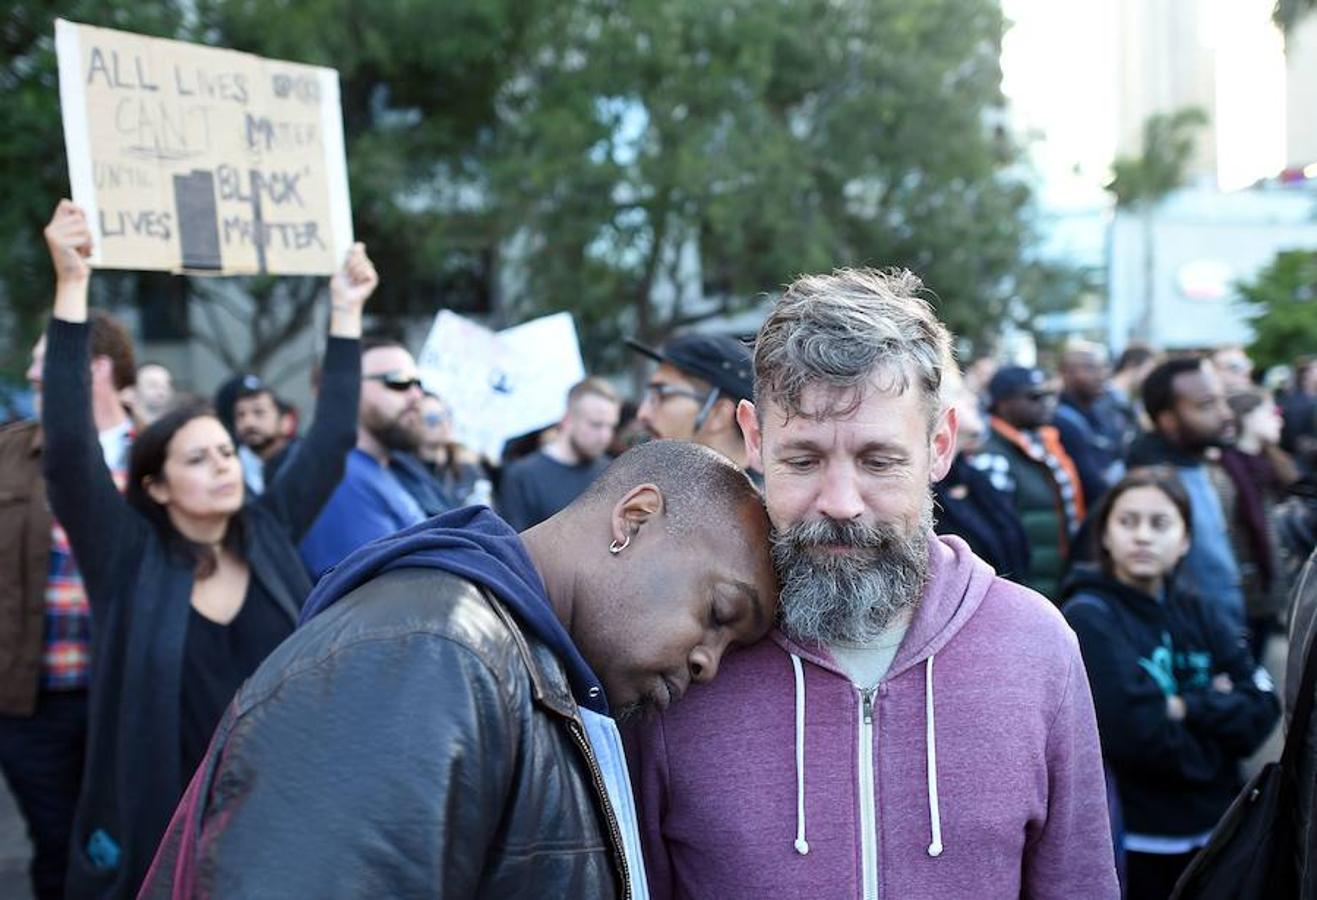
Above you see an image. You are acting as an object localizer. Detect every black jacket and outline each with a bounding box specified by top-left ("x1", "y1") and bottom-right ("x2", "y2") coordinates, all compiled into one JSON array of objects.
[
  {"x1": 1287, "y1": 548, "x2": 1317, "y2": 899},
  {"x1": 934, "y1": 455, "x2": 1030, "y2": 581},
  {"x1": 41, "y1": 320, "x2": 359, "y2": 899},
  {"x1": 1061, "y1": 568, "x2": 1279, "y2": 838},
  {"x1": 139, "y1": 567, "x2": 626, "y2": 898}
]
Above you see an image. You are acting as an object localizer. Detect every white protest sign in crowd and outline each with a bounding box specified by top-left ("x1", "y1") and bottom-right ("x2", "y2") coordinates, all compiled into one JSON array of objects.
[
  {"x1": 418, "y1": 311, "x2": 588, "y2": 463},
  {"x1": 55, "y1": 18, "x2": 352, "y2": 276}
]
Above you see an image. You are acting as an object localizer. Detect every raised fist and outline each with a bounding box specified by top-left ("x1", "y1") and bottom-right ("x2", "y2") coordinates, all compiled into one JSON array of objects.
[
  {"x1": 44, "y1": 200, "x2": 93, "y2": 285},
  {"x1": 330, "y1": 242, "x2": 379, "y2": 312}
]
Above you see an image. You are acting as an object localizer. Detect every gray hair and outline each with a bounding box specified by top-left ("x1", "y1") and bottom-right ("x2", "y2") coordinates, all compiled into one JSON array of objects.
[{"x1": 752, "y1": 268, "x2": 954, "y2": 424}]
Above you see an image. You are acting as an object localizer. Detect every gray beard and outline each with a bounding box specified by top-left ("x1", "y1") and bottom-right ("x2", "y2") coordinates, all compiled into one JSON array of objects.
[{"x1": 771, "y1": 498, "x2": 933, "y2": 645}]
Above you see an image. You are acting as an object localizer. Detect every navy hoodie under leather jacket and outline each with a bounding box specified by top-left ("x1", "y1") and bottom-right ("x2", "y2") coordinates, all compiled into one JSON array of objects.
[
  {"x1": 1061, "y1": 567, "x2": 1279, "y2": 838},
  {"x1": 139, "y1": 505, "x2": 626, "y2": 898},
  {"x1": 298, "y1": 504, "x2": 609, "y2": 712}
]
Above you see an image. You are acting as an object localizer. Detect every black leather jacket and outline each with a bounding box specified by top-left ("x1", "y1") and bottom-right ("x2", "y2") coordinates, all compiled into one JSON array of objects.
[
  {"x1": 141, "y1": 568, "x2": 627, "y2": 898},
  {"x1": 1288, "y1": 550, "x2": 1317, "y2": 900}
]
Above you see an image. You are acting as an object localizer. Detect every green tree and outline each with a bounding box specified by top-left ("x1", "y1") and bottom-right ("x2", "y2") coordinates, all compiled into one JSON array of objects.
[
  {"x1": 3, "y1": 0, "x2": 1058, "y2": 381},
  {"x1": 1107, "y1": 108, "x2": 1208, "y2": 207},
  {"x1": 1240, "y1": 250, "x2": 1317, "y2": 373},
  {"x1": 1106, "y1": 107, "x2": 1208, "y2": 340},
  {"x1": 0, "y1": 2, "x2": 187, "y2": 374},
  {"x1": 1275, "y1": 0, "x2": 1317, "y2": 34},
  {"x1": 194, "y1": 0, "x2": 539, "y2": 320},
  {"x1": 1, "y1": 0, "x2": 533, "y2": 379},
  {"x1": 486, "y1": 0, "x2": 1051, "y2": 366}
]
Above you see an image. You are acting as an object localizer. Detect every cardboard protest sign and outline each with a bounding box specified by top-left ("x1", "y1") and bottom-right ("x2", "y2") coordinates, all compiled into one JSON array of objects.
[
  {"x1": 55, "y1": 19, "x2": 352, "y2": 275},
  {"x1": 417, "y1": 311, "x2": 588, "y2": 463}
]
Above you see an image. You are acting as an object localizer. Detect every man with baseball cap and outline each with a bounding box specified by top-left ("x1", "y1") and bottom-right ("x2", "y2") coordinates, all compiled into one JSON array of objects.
[
  {"x1": 627, "y1": 333, "x2": 760, "y2": 483},
  {"x1": 967, "y1": 365, "x2": 1086, "y2": 603}
]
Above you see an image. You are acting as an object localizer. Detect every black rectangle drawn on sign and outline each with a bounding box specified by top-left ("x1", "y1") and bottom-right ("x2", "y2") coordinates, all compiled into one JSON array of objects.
[
  {"x1": 249, "y1": 168, "x2": 267, "y2": 275},
  {"x1": 174, "y1": 170, "x2": 222, "y2": 271}
]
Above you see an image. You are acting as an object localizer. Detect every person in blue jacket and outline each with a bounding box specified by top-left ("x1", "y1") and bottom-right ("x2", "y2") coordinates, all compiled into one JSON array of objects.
[{"x1": 1063, "y1": 466, "x2": 1280, "y2": 900}]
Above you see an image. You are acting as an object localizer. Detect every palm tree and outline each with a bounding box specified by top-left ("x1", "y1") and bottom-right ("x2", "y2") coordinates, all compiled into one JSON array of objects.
[
  {"x1": 1106, "y1": 108, "x2": 1208, "y2": 341},
  {"x1": 1275, "y1": 0, "x2": 1317, "y2": 35}
]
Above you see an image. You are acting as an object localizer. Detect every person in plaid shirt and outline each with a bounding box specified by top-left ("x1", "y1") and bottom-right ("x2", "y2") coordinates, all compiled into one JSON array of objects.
[
  {"x1": 42, "y1": 436, "x2": 131, "y2": 688},
  {"x1": 0, "y1": 310, "x2": 136, "y2": 900}
]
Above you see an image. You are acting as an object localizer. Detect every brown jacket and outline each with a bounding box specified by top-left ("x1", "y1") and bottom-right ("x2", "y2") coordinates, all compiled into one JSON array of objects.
[{"x1": 0, "y1": 419, "x2": 52, "y2": 716}]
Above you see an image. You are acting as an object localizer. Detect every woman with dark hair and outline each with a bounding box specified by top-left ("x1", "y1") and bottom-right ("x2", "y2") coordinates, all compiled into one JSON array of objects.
[
  {"x1": 39, "y1": 200, "x2": 376, "y2": 899},
  {"x1": 415, "y1": 391, "x2": 491, "y2": 506},
  {"x1": 1220, "y1": 389, "x2": 1301, "y2": 659},
  {"x1": 1062, "y1": 467, "x2": 1280, "y2": 900}
]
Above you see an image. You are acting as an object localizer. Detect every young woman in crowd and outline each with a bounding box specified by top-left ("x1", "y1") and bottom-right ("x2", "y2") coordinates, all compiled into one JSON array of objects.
[
  {"x1": 1062, "y1": 467, "x2": 1280, "y2": 900},
  {"x1": 1221, "y1": 389, "x2": 1301, "y2": 658},
  {"x1": 416, "y1": 391, "x2": 492, "y2": 508},
  {"x1": 40, "y1": 200, "x2": 376, "y2": 898}
]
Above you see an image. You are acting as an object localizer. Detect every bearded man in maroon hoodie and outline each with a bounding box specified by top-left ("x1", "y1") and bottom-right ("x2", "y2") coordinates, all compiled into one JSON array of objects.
[{"x1": 624, "y1": 268, "x2": 1119, "y2": 899}]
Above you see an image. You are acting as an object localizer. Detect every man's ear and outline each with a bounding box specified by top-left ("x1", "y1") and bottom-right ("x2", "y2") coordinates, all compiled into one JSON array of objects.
[
  {"x1": 610, "y1": 483, "x2": 665, "y2": 547},
  {"x1": 1153, "y1": 409, "x2": 1177, "y2": 440},
  {"x1": 700, "y1": 397, "x2": 738, "y2": 437},
  {"x1": 736, "y1": 400, "x2": 763, "y2": 470},
  {"x1": 89, "y1": 355, "x2": 114, "y2": 386},
  {"x1": 928, "y1": 404, "x2": 958, "y2": 482}
]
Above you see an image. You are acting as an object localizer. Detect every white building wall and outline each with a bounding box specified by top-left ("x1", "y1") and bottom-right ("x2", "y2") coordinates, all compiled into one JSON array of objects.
[
  {"x1": 1108, "y1": 186, "x2": 1317, "y2": 352},
  {"x1": 1287, "y1": 15, "x2": 1317, "y2": 167},
  {"x1": 1114, "y1": 0, "x2": 1218, "y2": 182}
]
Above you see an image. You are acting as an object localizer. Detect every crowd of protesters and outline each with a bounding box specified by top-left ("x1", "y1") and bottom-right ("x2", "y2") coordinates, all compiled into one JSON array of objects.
[
  {"x1": 941, "y1": 345, "x2": 1317, "y2": 896},
  {"x1": 2, "y1": 199, "x2": 1317, "y2": 899}
]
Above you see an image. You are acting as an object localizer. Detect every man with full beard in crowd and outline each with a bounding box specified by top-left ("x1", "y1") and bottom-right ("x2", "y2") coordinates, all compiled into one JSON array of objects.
[
  {"x1": 232, "y1": 379, "x2": 301, "y2": 495},
  {"x1": 299, "y1": 337, "x2": 429, "y2": 578},
  {"x1": 623, "y1": 269, "x2": 1118, "y2": 899}
]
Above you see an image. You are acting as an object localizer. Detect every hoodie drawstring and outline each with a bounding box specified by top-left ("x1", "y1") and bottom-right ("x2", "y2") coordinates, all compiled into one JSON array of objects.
[
  {"x1": 788, "y1": 651, "x2": 944, "y2": 860},
  {"x1": 925, "y1": 654, "x2": 943, "y2": 857},
  {"x1": 790, "y1": 653, "x2": 809, "y2": 855}
]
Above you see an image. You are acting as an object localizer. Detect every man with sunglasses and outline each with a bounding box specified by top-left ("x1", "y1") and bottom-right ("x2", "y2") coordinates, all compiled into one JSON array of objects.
[
  {"x1": 967, "y1": 365, "x2": 1086, "y2": 603},
  {"x1": 299, "y1": 338, "x2": 430, "y2": 579},
  {"x1": 628, "y1": 334, "x2": 761, "y2": 485}
]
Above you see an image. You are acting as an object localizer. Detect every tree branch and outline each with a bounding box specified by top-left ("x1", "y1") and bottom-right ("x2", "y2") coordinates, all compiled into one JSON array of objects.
[
  {"x1": 667, "y1": 304, "x2": 741, "y2": 332},
  {"x1": 192, "y1": 292, "x2": 244, "y2": 372},
  {"x1": 188, "y1": 327, "x2": 242, "y2": 373},
  {"x1": 265, "y1": 350, "x2": 320, "y2": 389},
  {"x1": 249, "y1": 278, "x2": 323, "y2": 373}
]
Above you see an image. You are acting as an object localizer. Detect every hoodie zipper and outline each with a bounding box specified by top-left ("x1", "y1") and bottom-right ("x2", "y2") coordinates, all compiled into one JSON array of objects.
[
  {"x1": 858, "y1": 687, "x2": 878, "y2": 900},
  {"x1": 566, "y1": 719, "x2": 632, "y2": 899}
]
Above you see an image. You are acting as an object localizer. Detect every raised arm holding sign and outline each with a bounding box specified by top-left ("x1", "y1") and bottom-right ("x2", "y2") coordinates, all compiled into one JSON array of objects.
[{"x1": 38, "y1": 199, "x2": 374, "y2": 899}]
